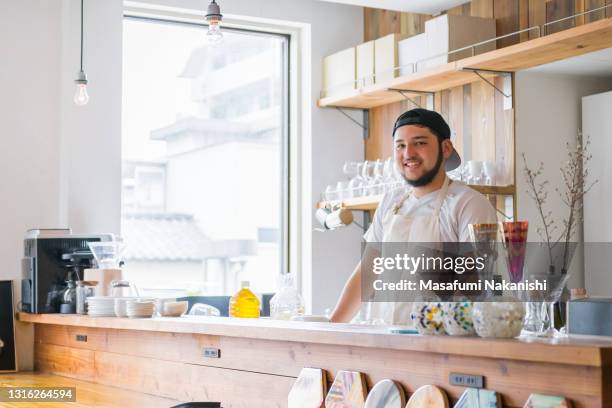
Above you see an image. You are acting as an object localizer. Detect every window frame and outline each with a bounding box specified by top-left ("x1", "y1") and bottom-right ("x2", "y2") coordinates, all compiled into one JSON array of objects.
[{"x1": 121, "y1": 11, "x2": 293, "y2": 288}]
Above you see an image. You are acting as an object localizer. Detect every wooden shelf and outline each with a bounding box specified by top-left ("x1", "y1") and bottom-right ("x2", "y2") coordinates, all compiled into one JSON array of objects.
[
  {"x1": 473, "y1": 184, "x2": 516, "y2": 195},
  {"x1": 317, "y1": 185, "x2": 515, "y2": 211},
  {"x1": 316, "y1": 194, "x2": 384, "y2": 210},
  {"x1": 317, "y1": 18, "x2": 612, "y2": 109}
]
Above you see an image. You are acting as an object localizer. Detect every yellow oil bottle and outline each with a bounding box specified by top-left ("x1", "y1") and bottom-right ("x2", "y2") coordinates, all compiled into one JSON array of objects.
[{"x1": 229, "y1": 281, "x2": 260, "y2": 318}]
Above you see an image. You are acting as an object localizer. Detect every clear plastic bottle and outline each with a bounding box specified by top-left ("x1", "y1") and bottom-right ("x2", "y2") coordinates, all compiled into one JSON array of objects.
[
  {"x1": 270, "y1": 274, "x2": 305, "y2": 320},
  {"x1": 229, "y1": 281, "x2": 261, "y2": 318}
]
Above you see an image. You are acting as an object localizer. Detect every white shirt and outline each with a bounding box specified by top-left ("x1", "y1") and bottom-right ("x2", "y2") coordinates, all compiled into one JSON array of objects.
[{"x1": 364, "y1": 180, "x2": 498, "y2": 242}]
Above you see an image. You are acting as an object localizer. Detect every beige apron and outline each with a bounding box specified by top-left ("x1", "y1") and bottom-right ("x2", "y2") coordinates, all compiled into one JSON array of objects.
[{"x1": 368, "y1": 176, "x2": 451, "y2": 325}]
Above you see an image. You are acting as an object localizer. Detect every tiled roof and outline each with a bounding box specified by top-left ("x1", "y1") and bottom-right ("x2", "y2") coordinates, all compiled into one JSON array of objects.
[
  {"x1": 121, "y1": 212, "x2": 258, "y2": 262},
  {"x1": 122, "y1": 212, "x2": 209, "y2": 262}
]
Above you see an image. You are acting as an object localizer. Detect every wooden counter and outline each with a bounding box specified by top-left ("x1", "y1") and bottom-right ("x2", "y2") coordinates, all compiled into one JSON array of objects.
[{"x1": 18, "y1": 313, "x2": 612, "y2": 407}]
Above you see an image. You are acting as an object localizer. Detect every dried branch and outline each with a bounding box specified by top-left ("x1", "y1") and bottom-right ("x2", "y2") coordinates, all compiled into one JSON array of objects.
[{"x1": 522, "y1": 133, "x2": 597, "y2": 273}]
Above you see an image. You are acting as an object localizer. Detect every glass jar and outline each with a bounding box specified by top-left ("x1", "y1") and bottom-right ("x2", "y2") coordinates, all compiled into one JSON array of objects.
[
  {"x1": 442, "y1": 301, "x2": 475, "y2": 336},
  {"x1": 472, "y1": 301, "x2": 525, "y2": 338},
  {"x1": 110, "y1": 280, "x2": 139, "y2": 298},
  {"x1": 411, "y1": 302, "x2": 445, "y2": 335},
  {"x1": 76, "y1": 281, "x2": 98, "y2": 315},
  {"x1": 270, "y1": 274, "x2": 305, "y2": 320}
]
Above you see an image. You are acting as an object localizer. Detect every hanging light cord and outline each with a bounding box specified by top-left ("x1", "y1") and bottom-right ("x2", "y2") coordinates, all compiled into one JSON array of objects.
[{"x1": 80, "y1": 0, "x2": 84, "y2": 72}]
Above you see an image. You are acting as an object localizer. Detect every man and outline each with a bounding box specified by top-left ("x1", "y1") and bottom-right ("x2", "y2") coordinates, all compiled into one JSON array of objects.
[{"x1": 330, "y1": 108, "x2": 497, "y2": 324}]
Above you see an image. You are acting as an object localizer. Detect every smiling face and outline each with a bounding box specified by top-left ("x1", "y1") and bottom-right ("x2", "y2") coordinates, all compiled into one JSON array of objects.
[{"x1": 394, "y1": 125, "x2": 452, "y2": 187}]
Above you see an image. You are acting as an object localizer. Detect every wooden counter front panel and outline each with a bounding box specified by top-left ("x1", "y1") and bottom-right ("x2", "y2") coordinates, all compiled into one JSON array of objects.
[{"x1": 34, "y1": 324, "x2": 607, "y2": 407}]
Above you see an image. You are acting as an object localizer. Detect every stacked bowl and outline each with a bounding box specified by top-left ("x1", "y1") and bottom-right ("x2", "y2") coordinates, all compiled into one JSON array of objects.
[
  {"x1": 125, "y1": 300, "x2": 155, "y2": 318},
  {"x1": 87, "y1": 297, "x2": 116, "y2": 317}
]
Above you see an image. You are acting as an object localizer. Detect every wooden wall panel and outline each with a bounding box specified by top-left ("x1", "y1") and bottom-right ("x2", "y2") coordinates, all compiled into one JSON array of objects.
[
  {"x1": 470, "y1": 82, "x2": 496, "y2": 162},
  {"x1": 585, "y1": 0, "x2": 611, "y2": 22},
  {"x1": 528, "y1": 0, "x2": 548, "y2": 38},
  {"x1": 575, "y1": 0, "x2": 586, "y2": 26},
  {"x1": 519, "y1": 0, "x2": 531, "y2": 41},
  {"x1": 471, "y1": 0, "x2": 495, "y2": 17},
  {"x1": 448, "y1": 87, "x2": 465, "y2": 159},
  {"x1": 366, "y1": 102, "x2": 402, "y2": 161},
  {"x1": 399, "y1": 13, "x2": 430, "y2": 36},
  {"x1": 364, "y1": 8, "x2": 402, "y2": 39},
  {"x1": 494, "y1": 76, "x2": 515, "y2": 187},
  {"x1": 495, "y1": 0, "x2": 521, "y2": 47},
  {"x1": 546, "y1": 0, "x2": 576, "y2": 33}
]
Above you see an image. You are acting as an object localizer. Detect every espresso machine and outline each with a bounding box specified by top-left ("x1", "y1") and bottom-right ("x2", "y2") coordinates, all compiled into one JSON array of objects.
[{"x1": 21, "y1": 229, "x2": 115, "y2": 313}]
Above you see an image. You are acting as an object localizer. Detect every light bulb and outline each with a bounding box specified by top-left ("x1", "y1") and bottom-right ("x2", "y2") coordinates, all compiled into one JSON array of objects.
[
  {"x1": 74, "y1": 83, "x2": 89, "y2": 105},
  {"x1": 207, "y1": 20, "x2": 223, "y2": 45}
]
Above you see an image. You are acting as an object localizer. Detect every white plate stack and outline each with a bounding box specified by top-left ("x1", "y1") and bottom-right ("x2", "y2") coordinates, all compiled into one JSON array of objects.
[
  {"x1": 125, "y1": 300, "x2": 155, "y2": 318},
  {"x1": 87, "y1": 297, "x2": 116, "y2": 317}
]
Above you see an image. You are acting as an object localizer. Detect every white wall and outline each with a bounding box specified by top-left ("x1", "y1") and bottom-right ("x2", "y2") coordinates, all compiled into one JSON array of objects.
[
  {"x1": 0, "y1": 0, "x2": 123, "y2": 370},
  {"x1": 59, "y1": 0, "x2": 123, "y2": 234},
  {"x1": 0, "y1": 0, "x2": 64, "y2": 372},
  {"x1": 582, "y1": 90, "x2": 612, "y2": 297},
  {"x1": 515, "y1": 71, "x2": 612, "y2": 290}
]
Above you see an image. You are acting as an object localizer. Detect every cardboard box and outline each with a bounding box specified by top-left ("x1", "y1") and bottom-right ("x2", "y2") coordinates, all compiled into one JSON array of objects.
[
  {"x1": 322, "y1": 47, "x2": 356, "y2": 97},
  {"x1": 356, "y1": 40, "x2": 374, "y2": 88},
  {"x1": 374, "y1": 33, "x2": 406, "y2": 83},
  {"x1": 398, "y1": 33, "x2": 427, "y2": 76},
  {"x1": 425, "y1": 14, "x2": 496, "y2": 69}
]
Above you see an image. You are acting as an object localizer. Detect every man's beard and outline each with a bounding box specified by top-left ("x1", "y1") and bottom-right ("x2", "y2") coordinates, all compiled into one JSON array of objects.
[{"x1": 403, "y1": 142, "x2": 444, "y2": 187}]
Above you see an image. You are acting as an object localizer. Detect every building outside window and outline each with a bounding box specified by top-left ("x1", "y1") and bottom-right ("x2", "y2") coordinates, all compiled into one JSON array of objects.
[{"x1": 121, "y1": 16, "x2": 289, "y2": 298}]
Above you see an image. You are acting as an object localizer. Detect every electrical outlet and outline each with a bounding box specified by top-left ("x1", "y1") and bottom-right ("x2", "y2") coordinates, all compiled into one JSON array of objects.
[
  {"x1": 202, "y1": 348, "x2": 221, "y2": 358},
  {"x1": 75, "y1": 334, "x2": 87, "y2": 342},
  {"x1": 449, "y1": 372, "x2": 484, "y2": 388}
]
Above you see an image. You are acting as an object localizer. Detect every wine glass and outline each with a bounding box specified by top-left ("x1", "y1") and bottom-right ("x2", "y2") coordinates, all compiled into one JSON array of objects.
[
  {"x1": 467, "y1": 160, "x2": 483, "y2": 185},
  {"x1": 483, "y1": 161, "x2": 496, "y2": 186},
  {"x1": 371, "y1": 159, "x2": 384, "y2": 195}
]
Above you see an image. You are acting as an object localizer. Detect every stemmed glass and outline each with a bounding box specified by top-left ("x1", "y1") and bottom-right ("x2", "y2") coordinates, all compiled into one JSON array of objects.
[
  {"x1": 467, "y1": 160, "x2": 483, "y2": 185},
  {"x1": 371, "y1": 160, "x2": 384, "y2": 195},
  {"x1": 361, "y1": 160, "x2": 376, "y2": 196},
  {"x1": 483, "y1": 161, "x2": 496, "y2": 186},
  {"x1": 348, "y1": 178, "x2": 364, "y2": 198},
  {"x1": 381, "y1": 158, "x2": 395, "y2": 192}
]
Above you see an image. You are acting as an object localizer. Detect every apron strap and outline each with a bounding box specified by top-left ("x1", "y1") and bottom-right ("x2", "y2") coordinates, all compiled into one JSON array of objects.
[
  {"x1": 432, "y1": 176, "x2": 451, "y2": 217},
  {"x1": 392, "y1": 190, "x2": 412, "y2": 215},
  {"x1": 392, "y1": 176, "x2": 451, "y2": 215}
]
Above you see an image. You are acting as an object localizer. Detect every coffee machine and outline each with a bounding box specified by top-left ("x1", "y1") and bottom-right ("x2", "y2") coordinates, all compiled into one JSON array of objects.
[{"x1": 21, "y1": 229, "x2": 115, "y2": 313}]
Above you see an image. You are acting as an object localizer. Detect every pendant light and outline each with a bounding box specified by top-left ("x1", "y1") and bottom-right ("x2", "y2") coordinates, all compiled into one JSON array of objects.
[
  {"x1": 205, "y1": 0, "x2": 223, "y2": 45},
  {"x1": 74, "y1": 0, "x2": 89, "y2": 105}
]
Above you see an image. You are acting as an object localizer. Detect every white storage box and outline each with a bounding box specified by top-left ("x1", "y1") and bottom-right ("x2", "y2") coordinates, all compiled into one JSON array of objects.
[
  {"x1": 398, "y1": 33, "x2": 427, "y2": 76},
  {"x1": 356, "y1": 40, "x2": 375, "y2": 88},
  {"x1": 322, "y1": 47, "x2": 356, "y2": 97},
  {"x1": 374, "y1": 33, "x2": 406, "y2": 83},
  {"x1": 425, "y1": 14, "x2": 496, "y2": 70}
]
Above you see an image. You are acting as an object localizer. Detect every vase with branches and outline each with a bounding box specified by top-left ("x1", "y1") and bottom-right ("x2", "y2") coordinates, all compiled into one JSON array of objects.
[{"x1": 522, "y1": 133, "x2": 596, "y2": 337}]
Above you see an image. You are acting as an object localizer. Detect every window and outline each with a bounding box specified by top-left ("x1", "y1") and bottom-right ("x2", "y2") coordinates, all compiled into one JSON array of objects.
[{"x1": 121, "y1": 16, "x2": 289, "y2": 298}]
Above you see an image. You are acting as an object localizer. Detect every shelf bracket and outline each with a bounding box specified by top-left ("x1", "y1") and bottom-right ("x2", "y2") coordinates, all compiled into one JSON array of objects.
[
  {"x1": 388, "y1": 89, "x2": 435, "y2": 109},
  {"x1": 335, "y1": 107, "x2": 369, "y2": 140},
  {"x1": 462, "y1": 68, "x2": 512, "y2": 98}
]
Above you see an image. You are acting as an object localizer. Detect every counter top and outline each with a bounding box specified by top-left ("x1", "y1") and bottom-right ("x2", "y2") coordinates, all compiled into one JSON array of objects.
[{"x1": 18, "y1": 312, "x2": 612, "y2": 367}]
